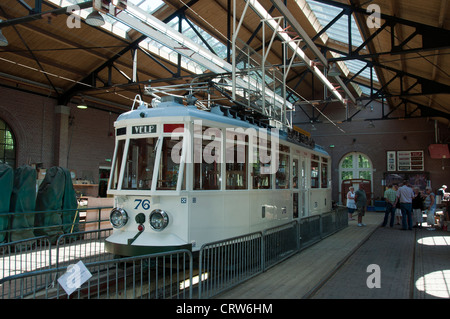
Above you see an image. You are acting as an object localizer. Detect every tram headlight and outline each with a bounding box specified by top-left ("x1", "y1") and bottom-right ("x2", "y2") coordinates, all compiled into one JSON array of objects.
[
  {"x1": 149, "y1": 209, "x2": 169, "y2": 231},
  {"x1": 110, "y1": 207, "x2": 128, "y2": 228}
]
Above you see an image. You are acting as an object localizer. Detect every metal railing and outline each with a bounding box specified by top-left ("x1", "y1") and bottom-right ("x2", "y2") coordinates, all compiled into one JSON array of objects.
[
  {"x1": 0, "y1": 206, "x2": 112, "y2": 243},
  {"x1": 54, "y1": 228, "x2": 114, "y2": 270},
  {"x1": 0, "y1": 249, "x2": 193, "y2": 299},
  {"x1": 198, "y1": 232, "x2": 263, "y2": 299},
  {"x1": 0, "y1": 206, "x2": 348, "y2": 299},
  {"x1": 197, "y1": 206, "x2": 348, "y2": 298},
  {"x1": 0, "y1": 236, "x2": 52, "y2": 279}
]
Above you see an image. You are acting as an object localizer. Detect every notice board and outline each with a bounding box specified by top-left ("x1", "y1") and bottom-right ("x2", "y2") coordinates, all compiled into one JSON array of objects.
[{"x1": 387, "y1": 150, "x2": 424, "y2": 172}]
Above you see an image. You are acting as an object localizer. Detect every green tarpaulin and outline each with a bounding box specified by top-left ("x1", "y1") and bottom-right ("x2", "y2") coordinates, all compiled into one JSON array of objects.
[
  {"x1": 10, "y1": 165, "x2": 37, "y2": 242},
  {"x1": 34, "y1": 166, "x2": 66, "y2": 240},
  {"x1": 0, "y1": 164, "x2": 13, "y2": 243},
  {"x1": 34, "y1": 166, "x2": 79, "y2": 242}
]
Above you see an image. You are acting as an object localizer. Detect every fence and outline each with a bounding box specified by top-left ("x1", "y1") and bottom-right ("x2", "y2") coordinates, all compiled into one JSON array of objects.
[
  {"x1": 197, "y1": 206, "x2": 347, "y2": 298},
  {"x1": 0, "y1": 249, "x2": 193, "y2": 299},
  {"x1": 0, "y1": 206, "x2": 347, "y2": 299}
]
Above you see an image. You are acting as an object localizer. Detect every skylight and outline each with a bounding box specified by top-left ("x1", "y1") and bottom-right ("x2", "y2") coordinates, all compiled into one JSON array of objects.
[
  {"x1": 305, "y1": 0, "x2": 379, "y2": 84},
  {"x1": 128, "y1": 0, "x2": 164, "y2": 14},
  {"x1": 307, "y1": 0, "x2": 363, "y2": 47}
]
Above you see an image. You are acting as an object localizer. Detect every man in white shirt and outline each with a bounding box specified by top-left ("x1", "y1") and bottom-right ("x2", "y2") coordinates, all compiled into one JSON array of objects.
[{"x1": 397, "y1": 180, "x2": 415, "y2": 230}]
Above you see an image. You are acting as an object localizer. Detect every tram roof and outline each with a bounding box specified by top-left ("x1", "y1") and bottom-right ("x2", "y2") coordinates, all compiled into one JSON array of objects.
[{"x1": 116, "y1": 97, "x2": 330, "y2": 157}]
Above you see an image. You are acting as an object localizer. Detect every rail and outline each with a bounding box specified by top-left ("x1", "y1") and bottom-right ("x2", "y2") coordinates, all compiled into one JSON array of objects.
[
  {"x1": 0, "y1": 249, "x2": 193, "y2": 299},
  {"x1": 0, "y1": 206, "x2": 112, "y2": 243},
  {"x1": 198, "y1": 206, "x2": 348, "y2": 298},
  {"x1": 0, "y1": 206, "x2": 347, "y2": 299}
]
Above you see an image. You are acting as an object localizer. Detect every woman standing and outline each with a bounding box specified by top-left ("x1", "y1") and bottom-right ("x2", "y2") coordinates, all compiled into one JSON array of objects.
[
  {"x1": 424, "y1": 186, "x2": 436, "y2": 230},
  {"x1": 412, "y1": 187, "x2": 424, "y2": 228},
  {"x1": 347, "y1": 186, "x2": 357, "y2": 221}
]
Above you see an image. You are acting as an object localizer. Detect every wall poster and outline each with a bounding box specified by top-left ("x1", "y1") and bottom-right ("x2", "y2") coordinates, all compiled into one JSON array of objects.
[
  {"x1": 386, "y1": 151, "x2": 396, "y2": 171},
  {"x1": 397, "y1": 150, "x2": 424, "y2": 171}
]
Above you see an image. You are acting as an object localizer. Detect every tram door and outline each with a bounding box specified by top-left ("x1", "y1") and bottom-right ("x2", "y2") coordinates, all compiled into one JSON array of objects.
[
  {"x1": 299, "y1": 156, "x2": 308, "y2": 218},
  {"x1": 293, "y1": 155, "x2": 308, "y2": 218},
  {"x1": 292, "y1": 157, "x2": 299, "y2": 218}
]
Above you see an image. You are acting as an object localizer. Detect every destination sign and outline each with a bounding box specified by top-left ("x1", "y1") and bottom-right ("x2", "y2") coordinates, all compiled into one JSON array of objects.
[{"x1": 132, "y1": 125, "x2": 157, "y2": 134}]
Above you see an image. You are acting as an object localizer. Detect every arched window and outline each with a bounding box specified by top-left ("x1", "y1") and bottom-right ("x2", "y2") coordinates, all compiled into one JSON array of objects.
[
  {"x1": 339, "y1": 152, "x2": 373, "y2": 182},
  {"x1": 339, "y1": 152, "x2": 373, "y2": 204},
  {"x1": 0, "y1": 119, "x2": 16, "y2": 169}
]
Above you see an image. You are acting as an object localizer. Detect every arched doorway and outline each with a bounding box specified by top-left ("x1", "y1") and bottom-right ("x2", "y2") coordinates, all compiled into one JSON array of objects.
[
  {"x1": 338, "y1": 152, "x2": 373, "y2": 204},
  {"x1": 0, "y1": 118, "x2": 16, "y2": 169}
]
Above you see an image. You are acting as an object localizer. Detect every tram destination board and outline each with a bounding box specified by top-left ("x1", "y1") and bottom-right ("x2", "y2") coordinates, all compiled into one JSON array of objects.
[{"x1": 132, "y1": 125, "x2": 157, "y2": 134}]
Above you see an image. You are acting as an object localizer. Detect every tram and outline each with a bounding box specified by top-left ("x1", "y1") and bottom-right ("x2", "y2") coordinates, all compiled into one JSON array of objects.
[{"x1": 105, "y1": 86, "x2": 331, "y2": 257}]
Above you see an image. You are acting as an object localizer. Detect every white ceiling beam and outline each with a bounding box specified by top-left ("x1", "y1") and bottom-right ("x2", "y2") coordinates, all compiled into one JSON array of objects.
[
  {"x1": 109, "y1": 2, "x2": 292, "y2": 113},
  {"x1": 264, "y1": 0, "x2": 356, "y2": 104}
]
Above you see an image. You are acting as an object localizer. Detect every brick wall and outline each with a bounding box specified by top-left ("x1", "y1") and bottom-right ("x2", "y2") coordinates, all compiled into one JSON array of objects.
[
  {"x1": 67, "y1": 105, "x2": 116, "y2": 182},
  {"x1": 0, "y1": 86, "x2": 55, "y2": 167},
  {"x1": 293, "y1": 100, "x2": 450, "y2": 203},
  {"x1": 0, "y1": 86, "x2": 117, "y2": 184}
]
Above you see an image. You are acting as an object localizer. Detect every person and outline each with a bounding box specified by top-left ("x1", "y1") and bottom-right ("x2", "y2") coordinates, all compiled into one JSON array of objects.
[
  {"x1": 424, "y1": 186, "x2": 436, "y2": 230},
  {"x1": 354, "y1": 183, "x2": 367, "y2": 227},
  {"x1": 438, "y1": 185, "x2": 449, "y2": 200},
  {"x1": 397, "y1": 180, "x2": 414, "y2": 230},
  {"x1": 393, "y1": 184, "x2": 402, "y2": 225},
  {"x1": 382, "y1": 184, "x2": 397, "y2": 227},
  {"x1": 347, "y1": 186, "x2": 356, "y2": 221},
  {"x1": 412, "y1": 187, "x2": 424, "y2": 228}
]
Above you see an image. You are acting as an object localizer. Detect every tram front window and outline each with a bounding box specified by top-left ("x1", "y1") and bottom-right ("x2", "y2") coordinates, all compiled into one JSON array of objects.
[
  {"x1": 122, "y1": 138, "x2": 157, "y2": 190},
  {"x1": 157, "y1": 137, "x2": 184, "y2": 190},
  {"x1": 110, "y1": 139, "x2": 125, "y2": 190}
]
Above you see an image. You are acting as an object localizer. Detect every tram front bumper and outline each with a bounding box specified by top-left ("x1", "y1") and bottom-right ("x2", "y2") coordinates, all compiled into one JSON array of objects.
[{"x1": 105, "y1": 231, "x2": 191, "y2": 256}]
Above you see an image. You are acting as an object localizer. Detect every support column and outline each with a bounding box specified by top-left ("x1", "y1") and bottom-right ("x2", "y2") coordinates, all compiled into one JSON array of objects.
[{"x1": 54, "y1": 105, "x2": 70, "y2": 168}]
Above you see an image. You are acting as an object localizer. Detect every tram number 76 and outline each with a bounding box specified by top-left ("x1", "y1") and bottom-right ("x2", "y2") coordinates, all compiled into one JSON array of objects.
[{"x1": 134, "y1": 199, "x2": 151, "y2": 210}]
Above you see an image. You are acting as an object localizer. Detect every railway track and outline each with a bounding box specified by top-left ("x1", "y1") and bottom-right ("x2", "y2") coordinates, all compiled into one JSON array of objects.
[{"x1": 304, "y1": 225, "x2": 419, "y2": 299}]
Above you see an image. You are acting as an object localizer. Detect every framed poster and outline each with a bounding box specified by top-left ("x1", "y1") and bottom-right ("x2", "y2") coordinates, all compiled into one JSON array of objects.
[
  {"x1": 397, "y1": 150, "x2": 424, "y2": 171},
  {"x1": 386, "y1": 151, "x2": 396, "y2": 171}
]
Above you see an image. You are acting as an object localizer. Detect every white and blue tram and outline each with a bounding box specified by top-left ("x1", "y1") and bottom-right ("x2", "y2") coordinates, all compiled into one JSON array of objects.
[{"x1": 105, "y1": 95, "x2": 331, "y2": 256}]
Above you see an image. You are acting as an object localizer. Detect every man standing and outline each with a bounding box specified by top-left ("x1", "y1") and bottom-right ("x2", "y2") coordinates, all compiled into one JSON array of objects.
[
  {"x1": 382, "y1": 184, "x2": 397, "y2": 227},
  {"x1": 355, "y1": 183, "x2": 368, "y2": 227},
  {"x1": 397, "y1": 180, "x2": 415, "y2": 230}
]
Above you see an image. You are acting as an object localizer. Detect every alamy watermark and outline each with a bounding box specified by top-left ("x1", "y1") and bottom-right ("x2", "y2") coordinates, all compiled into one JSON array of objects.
[
  {"x1": 366, "y1": 264, "x2": 381, "y2": 288},
  {"x1": 169, "y1": 120, "x2": 280, "y2": 174},
  {"x1": 366, "y1": 4, "x2": 381, "y2": 29},
  {"x1": 67, "y1": 3, "x2": 382, "y2": 30},
  {"x1": 66, "y1": 5, "x2": 81, "y2": 29},
  {"x1": 57, "y1": 261, "x2": 92, "y2": 296}
]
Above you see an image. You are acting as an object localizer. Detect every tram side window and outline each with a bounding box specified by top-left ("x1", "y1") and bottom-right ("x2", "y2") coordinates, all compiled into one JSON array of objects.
[
  {"x1": 194, "y1": 128, "x2": 222, "y2": 190},
  {"x1": 292, "y1": 158, "x2": 299, "y2": 189},
  {"x1": 157, "y1": 137, "x2": 184, "y2": 190},
  {"x1": 276, "y1": 152, "x2": 290, "y2": 189},
  {"x1": 110, "y1": 139, "x2": 125, "y2": 190},
  {"x1": 226, "y1": 131, "x2": 248, "y2": 190},
  {"x1": 321, "y1": 161, "x2": 328, "y2": 188},
  {"x1": 122, "y1": 138, "x2": 157, "y2": 190},
  {"x1": 311, "y1": 159, "x2": 319, "y2": 189},
  {"x1": 252, "y1": 148, "x2": 272, "y2": 189}
]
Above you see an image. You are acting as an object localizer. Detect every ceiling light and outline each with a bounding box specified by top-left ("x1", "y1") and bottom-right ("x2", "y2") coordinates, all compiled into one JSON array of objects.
[
  {"x1": 328, "y1": 63, "x2": 341, "y2": 77},
  {"x1": 77, "y1": 98, "x2": 88, "y2": 109},
  {"x1": 85, "y1": 10, "x2": 105, "y2": 26}
]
